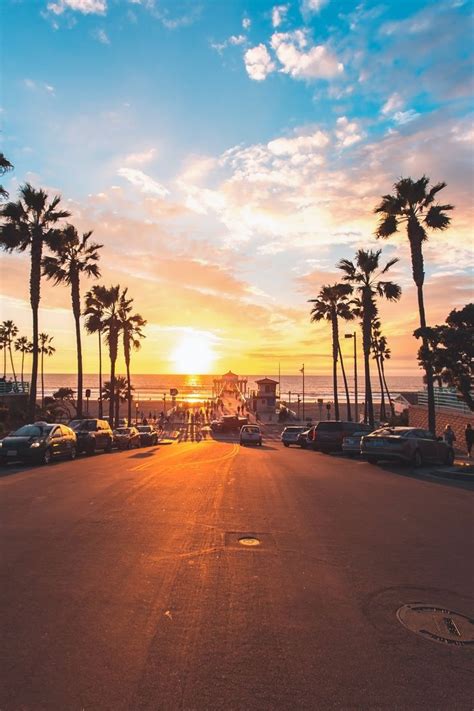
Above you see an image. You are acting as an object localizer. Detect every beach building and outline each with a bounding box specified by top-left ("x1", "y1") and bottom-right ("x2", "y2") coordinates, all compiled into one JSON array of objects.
[
  {"x1": 212, "y1": 371, "x2": 248, "y2": 399},
  {"x1": 250, "y1": 378, "x2": 279, "y2": 413}
]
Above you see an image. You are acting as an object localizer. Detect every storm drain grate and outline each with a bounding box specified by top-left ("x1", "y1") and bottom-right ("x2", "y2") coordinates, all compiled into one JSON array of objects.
[
  {"x1": 238, "y1": 537, "x2": 261, "y2": 547},
  {"x1": 397, "y1": 604, "x2": 474, "y2": 647}
]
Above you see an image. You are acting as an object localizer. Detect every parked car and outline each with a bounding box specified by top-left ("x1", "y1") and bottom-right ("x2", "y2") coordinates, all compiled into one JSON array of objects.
[
  {"x1": 114, "y1": 426, "x2": 141, "y2": 450},
  {"x1": 69, "y1": 418, "x2": 113, "y2": 455},
  {"x1": 360, "y1": 427, "x2": 455, "y2": 467},
  {"x1": 296, "y1": 429, "x2": 312, "y2": 448},
  {"x1": 0, "y1": 422, "x2": 77, "y2": 465},
  {"x1": 309, "y1": 421, "x2": 372, "y2": 453},
  {"x1": 281, "y1": 426, "x2": 307, "y2": 447},
  {"x1": 240, "y1": 425, "x2": 263, "y2": 446},
  {"x1": 342, "y1": 430, "x2": 373, "y2": 457},
  {"x1": 136, "y1": 425, "x2": 158, "y2": 446}
]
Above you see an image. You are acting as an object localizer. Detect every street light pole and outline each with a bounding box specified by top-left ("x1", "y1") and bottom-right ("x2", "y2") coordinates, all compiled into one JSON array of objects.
[
  {"x1": 345, "y1": 332, "x2": 358, "y2": 422},
  {"x1": 300, "y1": 363, "x2": 305, "y2": 421}
]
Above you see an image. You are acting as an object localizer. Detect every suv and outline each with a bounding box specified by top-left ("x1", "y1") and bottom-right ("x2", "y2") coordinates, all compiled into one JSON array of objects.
[
  {"x1": 309, "y1": 421, "x2": 372, "y2": 453},
  {"x1": 69, "y1": 418, "x2": 113, "y2": 455}
]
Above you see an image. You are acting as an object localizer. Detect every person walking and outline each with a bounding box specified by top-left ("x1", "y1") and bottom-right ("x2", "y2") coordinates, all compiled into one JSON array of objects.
[
  {"x1": 443, "y1": 424, "x2": 456, "y2": 448},
  {"x1": 465, "y1": 423, "x2": 473, "y2": 458}
]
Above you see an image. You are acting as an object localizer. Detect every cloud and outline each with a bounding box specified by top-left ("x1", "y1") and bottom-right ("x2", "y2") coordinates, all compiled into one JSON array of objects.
[
  {"x1": 117, "y1": 168, "x2": 169, "y2": 197},
  {"x1": 381, "y1": 92, "x2": 403, "y2": 115},
  {"x1": 335, "y1": 116, "x2": 363, "y2": 148},
  {"x1": 23, "y1": 79, "x2": 56, "y2": 96},
  {"x1": 123, "y1": 148, "x2": 157, "y2": 166},
  {"x1": 244, "y1": 44, "x2": 276, "y2": 81},
  {"x1": 270, "y1": 30, "x2": 343, "y2": 80},
  {"x1": 272, "y1": 4, "x2": 289, "y2": 28},
  {"x1": 46, "y1": 0, "x2": 106, "y2": 15},
  {"x1": 268, "y1": 129, "x2": 330, "y2": 155},
  {"x1": 92, "y1": 28, "x2": 110, "y2": 44},
  {"x1": 211, "y1": 34, "x2": 246, "y2": 53},
  {"x1": 242, "y1": 17, "x2": 251, "y2": 29},
  {"x1": 301, "y1": 0, "x2": 329, "y2": 15},
  {"x1": 393, "y1": 109, "x2": 419, "y2": 125}
]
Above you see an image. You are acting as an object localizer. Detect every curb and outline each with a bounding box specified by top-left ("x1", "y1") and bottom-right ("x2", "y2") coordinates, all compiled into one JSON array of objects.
[{"x1": 428, "y1": 467, "x2": 474, "y2": 482}]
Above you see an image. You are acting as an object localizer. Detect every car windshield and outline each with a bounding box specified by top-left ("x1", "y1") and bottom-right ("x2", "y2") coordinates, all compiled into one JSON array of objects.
[
  {"x1": 137, "y1": 426, "x2": 152, "y2": 432},
  {"x1": 116, "y1": 428, "x2": 131, "y2": 434},
  {"x1": 70, "y1": 420, "x2": 96, "y2": 432},
  {"x1": 13, "y1": 424, "x2": 52, "y2": 437},
  {"x1": 243, "y1": 427, "x2": 259, "y2": 433}
]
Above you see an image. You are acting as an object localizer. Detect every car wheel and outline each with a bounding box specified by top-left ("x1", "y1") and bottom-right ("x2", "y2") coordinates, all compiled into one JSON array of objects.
[
  {"x1": 367, "y1": 457, "x2": 378, "y2": 465},
  {"x1": 69, "y1": 446, "x2": 77, "y2": 461},
  {"x1": 444, "y1": 448, "x2": 455, "y2": 466},
  {"x1": 283, "y1": 443, "x2": 289, "y2": 447},
  {"x1": 412, "y1": 449, "x2": 423, "y2": 468},
  {"x1": 42, "y1": 448, "x2": 52, "y2": 465}
]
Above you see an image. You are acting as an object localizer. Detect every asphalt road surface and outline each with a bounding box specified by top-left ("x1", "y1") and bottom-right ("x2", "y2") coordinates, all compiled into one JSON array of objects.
[{"x1": 1, "y1": 437, "x2": 473, "y2": 710}]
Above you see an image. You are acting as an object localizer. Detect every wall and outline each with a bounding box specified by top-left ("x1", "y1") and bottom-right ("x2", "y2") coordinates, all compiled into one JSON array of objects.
[{"x1": 408, "y1": 405, "x2": 474, "y2": 453}]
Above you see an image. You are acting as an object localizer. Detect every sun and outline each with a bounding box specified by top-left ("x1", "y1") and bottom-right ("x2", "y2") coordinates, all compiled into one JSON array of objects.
[{"x1": 171, "y1": 333, "x2": 217, "y2": 374}]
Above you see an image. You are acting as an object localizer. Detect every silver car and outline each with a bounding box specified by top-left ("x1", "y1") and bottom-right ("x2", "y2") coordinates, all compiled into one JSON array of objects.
[{"x1": 281, "y1": 426, "x2": 306, "y2": 447}]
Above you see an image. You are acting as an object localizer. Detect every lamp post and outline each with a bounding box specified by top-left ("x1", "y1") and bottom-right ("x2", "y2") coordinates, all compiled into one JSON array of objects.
[
  {"x1": 300, "y1": 363, "x2": 305, "y2": 421},
  {"x1": 345, "y1": 332, "x2": 358, "y2": 423}
]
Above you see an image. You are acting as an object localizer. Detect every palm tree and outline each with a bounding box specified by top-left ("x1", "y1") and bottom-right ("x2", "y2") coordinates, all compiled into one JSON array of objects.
[
  {"x1": 119, "y1": 290, "x2": 147, "y2": 426},
  {"x1": 2, "y1": 320, "x2": 19, "y2": 385},
  {"x1": 374, "y1": 176, "x2": 453, "y2": 433},
  {"x1": 309, "y1": 283, "x2": 354, "y2": 421},
  {"x1": 43, "y1": 226, "x2": 102, "y2": 417},
  {"x1": 0, "y1": 324, "x2": 7, "y2": 379},
  {"x1": 377, "y1": 333, "x2": 395, "y2": 420},
  {"x1": 102, "y1": 376, "x2": 130, "y2": 425},
  {"x1": 93, "y1": 285, "x2": 122, "y2": 427},
  {"x1": 38, "y1": 333, "x2": 55, "y2": 408},
  {"x1": 0, "y1": 153, "x2": 13, "y2": 200},
  {"x1": 338, "y1": 249, "x2": 401, "y2": 428},
  {"x1": 14, "y1": 335, "x2": 33, "y2": 386},
  {"x1": 371, "y1": 319, "x2": 387, "y2": 422},
  {"x1": 84, "y1": 285, "x2": 108, "y2": 419},
  {"x1": 0, "y1": 184, "x2": 70, "y2": 417}
]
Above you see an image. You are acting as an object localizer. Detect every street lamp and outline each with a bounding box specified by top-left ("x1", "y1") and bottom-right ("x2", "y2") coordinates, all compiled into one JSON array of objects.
[{"x1": 345, "y1": 332, "x2": 358, "y2": 422}]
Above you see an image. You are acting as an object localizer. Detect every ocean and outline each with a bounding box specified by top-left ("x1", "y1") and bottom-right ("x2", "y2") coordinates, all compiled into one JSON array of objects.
[{"x1": 31, "y1": 373, "x2": 423, "y2": 403}]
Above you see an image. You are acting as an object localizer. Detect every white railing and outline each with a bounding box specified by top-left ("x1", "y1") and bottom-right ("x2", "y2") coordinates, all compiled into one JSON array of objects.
[{"x1": 417, "y1": 387, "x2": 472, "y2": 415}]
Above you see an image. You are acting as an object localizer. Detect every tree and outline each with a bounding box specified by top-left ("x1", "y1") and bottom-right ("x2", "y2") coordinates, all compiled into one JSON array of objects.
[
  {"x1": 309, "y1": 283, "x2": 354, "y2": 421},
  {"x1": 84, "y1": 285, "x2": 108, "y2": 419},
  {"x1": 14, "y1": 335, "x2": 33, "y2": 385},
  {"x1": 43, "y1": 226, "x2": 102, "y2": 417},
  {"x1": 94, "y1": 285, "x2": 122, "y2": 427},
  {"x1": 102, "y1": 376, "x2": 130, "y2": 425},
  {"x1": 1, "y1": 320, "x2": 19, "y2": 385},
  {"x1": 38, "y1": 333, "x2": 56, "y2": 408},
  {"x1": 375, "y1": 176, "x2": 454, "y2": 433},
  {"x1": 0, "y1": 184, "x2": 70, "y2": 417},
  {"x1": 0, "y1": 153, "x2": 13, "y2": 200},
  {"x1": 371, "y1": 322, "x2": 395, "y2": 420},
  {"x1": 338, "y1": 249, "x2": 401, "y2": 428},
  {"x1": 0, "y1": 324, "x2": 7, "y2": 378},
  {"x1": 119, "y1": 289, "x2": 146, "y2": 426},
  {"x1": 415, "y1": 303, "x2": 474, "y2": 411},
  {"x1": 52, "y1": 387, "x2": 77, "y2": 419}
]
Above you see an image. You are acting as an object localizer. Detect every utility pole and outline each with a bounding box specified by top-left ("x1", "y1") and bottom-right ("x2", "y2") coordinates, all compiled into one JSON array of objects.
[{"x1": 300, "y1": 364, "x2": 305, "y2": 420}]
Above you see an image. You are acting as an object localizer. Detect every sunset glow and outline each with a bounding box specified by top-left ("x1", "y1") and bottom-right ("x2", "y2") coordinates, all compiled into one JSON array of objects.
[{"x1": 171, "y1": 333, "x2": 217, "y2": 375}]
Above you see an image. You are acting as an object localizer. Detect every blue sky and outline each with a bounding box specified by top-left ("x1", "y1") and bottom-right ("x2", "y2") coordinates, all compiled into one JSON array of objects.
[{"x1": 1, "y1": 0, "x2": 473, "y2": 374}]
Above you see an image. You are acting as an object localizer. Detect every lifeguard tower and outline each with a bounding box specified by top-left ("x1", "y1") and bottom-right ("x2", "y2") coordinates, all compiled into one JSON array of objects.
[{"x1": 252, "y1": 378, "x2": 278, "y2": 413}]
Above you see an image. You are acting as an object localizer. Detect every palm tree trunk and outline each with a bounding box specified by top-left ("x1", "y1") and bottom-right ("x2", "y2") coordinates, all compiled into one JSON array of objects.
[
  {"x1": 331, "y1": 311, "x2": 340, "y2": 420},
  {"x1": 125, "y1": 350, "x2": 132, "y2": 426},
  {"x1": 2, "y1": 345, "x2": 6, "y2": 379},
  {"x1": 417, "y1": 284, "x2": 436, "y2": 433},
  {"x1": 362, "y1": 311, "x2": 374, "y2": 428},
  {"x1": 21, "y1": 351, "x2": 25, "y2": 384},
  {"x1": 71, "y1": 275, "x2": 83, "y2": 417},
  {"x1": 29, "y1": 236, "x2": 42, "y2": 419},
  {"x1": 8, "y1": 343, "x2": 17, "y2": 384},
  {"x1": 98, "y1": 329, "x2": 103, "y2": 419},
  {"x1": 109, "y1": 353, "x2": 116, "y2": 427},
  {"x1": 338, "y1": 341, "x2": 352, "y2": 421},
  {"x1": 381, "y1": 359, "x2": 395, "y2": 420},
  {"x1": 41, "y1": 349, "x2": 44, "y2": 409},
  {"x1": 373, "y1": 341, "x2": 386, "y2": 421}
]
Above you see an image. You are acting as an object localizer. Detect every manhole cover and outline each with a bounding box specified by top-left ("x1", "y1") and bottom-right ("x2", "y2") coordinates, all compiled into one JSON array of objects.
[
  {"x1": 238, "y1": 537, "x2": 260, "y2": 547},
  {"x1": 397, "y1": 604, "x2": 474, "y2": 646}
]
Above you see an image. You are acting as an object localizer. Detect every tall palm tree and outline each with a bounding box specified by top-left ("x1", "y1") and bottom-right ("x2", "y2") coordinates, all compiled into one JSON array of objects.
[
  {"x1": 15, "y1": 335, "x2": 33, "y2": 386},
  {"x1": 119, "y1": 289, "x2": 146, "y2": 426},
  {"x1": 309, "y1": 283, "x2": 354, "y2": 421},
  {"x1": 38, "y1": 333, "x2": 55, "y2": 408},
  {"x1": 84, "y1": 285, "x2": 109, "y2": 419},
  {"x1": 102, "y1": 376, "x2": 130, "y2": 425},
  {"x1": 2, "y1": 320, "x2": 19, "y2": 384},
  {"x1": 371, "y1": 319, "x2": 387, "y2": 422},
  {"x1": 374, "y1": 176, "x2": 453, "y2": 433},
  {"x1": 338, "y1": 249, "x2": 401, "y2": 428},
  {"x1": 0, "y1": 184, "x2": 70, "y2": 417},
  {"x1": 43, "y1": 226, "x2": 102, "y2": 417},
  {"x1": 0, "y1": 324, "x2": 7, "y2": 379}
]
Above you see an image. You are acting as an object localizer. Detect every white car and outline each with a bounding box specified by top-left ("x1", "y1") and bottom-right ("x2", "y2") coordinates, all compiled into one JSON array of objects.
[{"x1": 240, "y1": 425, "x2": 263, "y2": 446}]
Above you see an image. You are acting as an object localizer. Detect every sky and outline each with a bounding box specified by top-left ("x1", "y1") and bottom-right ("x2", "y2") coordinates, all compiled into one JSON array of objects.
[{"x1": 1, "y1": 0, "x2": 473, "y2": 377}]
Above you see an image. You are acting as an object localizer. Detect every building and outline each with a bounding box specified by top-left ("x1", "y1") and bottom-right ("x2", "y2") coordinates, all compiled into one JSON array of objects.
[
  {"x1": 212, "y1": 371, "x2": 248, "y2": 399},
  {"x1": 252, "y1": 378, "x2": 279, "y2": 413}
]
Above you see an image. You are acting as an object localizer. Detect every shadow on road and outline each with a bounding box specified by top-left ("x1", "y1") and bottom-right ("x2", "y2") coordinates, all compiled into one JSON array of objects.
[{"x1": 128, "y1": 448, "x2": 160, "y2": 458}]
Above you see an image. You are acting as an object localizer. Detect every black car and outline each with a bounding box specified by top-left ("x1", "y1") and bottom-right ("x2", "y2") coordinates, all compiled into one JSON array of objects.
[
  {"x1": 136, "y1": 425, "x2": 158, "y2": 446},
  {"x1": 69, "y1": 418, "x2": 113, "y2": 455},
  {"x1": 296, "y1": 429, "x2": 312, "y2": 448},
  {"x1": 309, "y1": 421, "x2": 373, "y2": 452},
  {"x1": 0, "y1": 422, "x2": 77, "y2": 465}
]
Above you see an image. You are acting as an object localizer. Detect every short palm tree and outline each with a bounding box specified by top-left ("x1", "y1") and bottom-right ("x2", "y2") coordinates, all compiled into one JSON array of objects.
[
  {"x1": 38, "y1": 333, "x2": 56, "y2": 408},
  {"x1": 95, "y1": 285, "x2": 122, "y2": 427},
  {"x1": 14, "y1": 335, "x2": 33, "y2": 386},
  {"x1": 309, "y1": 283, "x2": 354, "y2": 421},
  {"x1": 43, "y1": 225, "x2": 102, "y2": 417},
  {"x1": 84, "y1": 285, "x2": 109, "y2": 419},
  {"x1": 102, "y1": 376, "x2": 130, "y2": 425},
  {"x1": 338, "y1": 249, "x2": 401, "y2": 428},
  {"x1": 374, "y1": 176, "x2": 453, "y2": 433},
  {"x1": 119, "y1": 289, "x2": 146, "y2": 425},
  {"x1": 0, "y1": 184, "x2": 70, "y2": 417},
  {"x1": 1, "y1": 320, "x2": 19, "y2": 384}
]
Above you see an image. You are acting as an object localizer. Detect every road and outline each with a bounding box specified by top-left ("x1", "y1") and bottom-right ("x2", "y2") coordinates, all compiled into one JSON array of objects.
[{"x1": 1, "y1": 436, "x2": 473, "y2": 710}]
